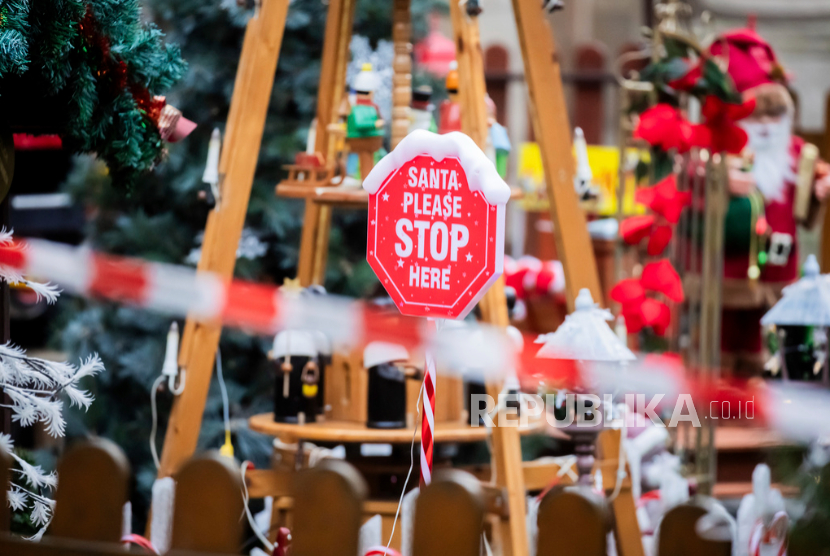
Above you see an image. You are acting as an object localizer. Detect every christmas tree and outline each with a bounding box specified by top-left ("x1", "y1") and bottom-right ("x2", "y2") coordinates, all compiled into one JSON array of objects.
[
  {"x1": 56, "y1": 0, "x2": 446, "y2": 534},
  {"x1": 0, "y1": 0, "x2": 187, "y2": 187}
]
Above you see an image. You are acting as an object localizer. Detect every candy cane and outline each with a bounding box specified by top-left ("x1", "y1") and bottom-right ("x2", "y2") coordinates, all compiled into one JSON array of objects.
[{"x1": 420, "y1": 320, "x2": 438, "y2": 486}]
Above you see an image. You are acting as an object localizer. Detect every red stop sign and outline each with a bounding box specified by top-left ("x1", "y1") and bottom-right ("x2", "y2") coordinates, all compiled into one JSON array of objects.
[{"x1": 364, "y1": 131, "x2": 509, "y2": 319}]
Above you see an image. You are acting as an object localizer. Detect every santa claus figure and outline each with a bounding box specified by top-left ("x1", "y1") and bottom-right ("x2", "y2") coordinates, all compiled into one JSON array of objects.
[{"x1": 711, "y1": 28, "x2": 830, "y2": 374}]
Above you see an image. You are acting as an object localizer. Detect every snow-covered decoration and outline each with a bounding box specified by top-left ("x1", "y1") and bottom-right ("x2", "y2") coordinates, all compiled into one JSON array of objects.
[
  {"x1": 363, "y1": 129, "x2": 511, "y2": 205},
  {"x1": 0, "y1": 229, "x2": 60, "y2": 304},
  {"x1": 736, "y1": 464, "x2": 787, "y2": 556},
  {"x1": 0, "y1": 346, "x2": 105, "y2": 540},
  {"x1": 535, "y1": 289, "x2": 636, "y2": 362},
  {"x1": 761, "y1": 254, "x2": 830, "y2": 326},
  {"x1": 0, "y1": 346, "x2": 104, "y2": 436},
  {"x1": 347, "y1": 36, "x2": 394, "y2": 123},
  {"x1": 2, "y1": 433, "x2": 56, "y2": 541}
]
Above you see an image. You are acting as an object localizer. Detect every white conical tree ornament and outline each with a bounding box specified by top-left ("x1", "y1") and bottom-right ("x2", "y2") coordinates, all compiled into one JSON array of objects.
[
  {"x1": 535, "y1": 288, "x2": 636, "y2": 362},
  {"x1": 761, "y1": 254, "x2": 830, "y2": 326}
]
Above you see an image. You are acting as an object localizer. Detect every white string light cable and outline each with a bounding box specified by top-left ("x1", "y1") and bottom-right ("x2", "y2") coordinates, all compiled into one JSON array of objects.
[
  {"x1": 215, "y1": 347, "x2": 233, "y2": 457},
  {"x1": 381, "y1": 378, "x2": 425, "y2": 556},
  {"x1": 241, "y1": 460, "x2": 275, "y2": 554}
]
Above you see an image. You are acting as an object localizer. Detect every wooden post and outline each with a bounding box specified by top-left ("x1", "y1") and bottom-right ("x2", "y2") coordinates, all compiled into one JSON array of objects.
[
  {"x1": 1, "y1": 447, "x2": 11, "y2": 532},
  {"x1": 448, "y1": 6, "x2": 529, "y2": 556},
  {"x1": 391, "y1": 0, "x2": 412, "y2": 149},
  {"x1": 156, "y1": 0, "x2": 290, "y2": 480},
  {"x1": 511, "y1": 0, "x2": 603, "y2": 310},
  {"x1": 597, "y1": 429, "x2": 645, "y2": 556},
  {"x1": 297, "y1": 0, "x2": 357, "y2": 286}
]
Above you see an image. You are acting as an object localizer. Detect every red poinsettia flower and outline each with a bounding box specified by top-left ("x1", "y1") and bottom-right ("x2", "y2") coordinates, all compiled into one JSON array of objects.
[
  {"x1": 635, "y1": 174, "x2": 691, "y2": 224},
  {"x1": 691, "y1": 96, "x2": 756, "y2": 155},
  {"x1": 647, "y1": 225, "x2": 673, "y2": 256},
  {"x1": 620, "y1": 214, "x2": 656, "y2": 245},
  {"x1": 633, "y1": 104, "x2": 695, "y2": 153},
  {"x1": 641, "y1": 259, "x2": 684, "y2": 303},
  {"x1": 667, "y1": 60, "x2": 702, "y2": 92}
]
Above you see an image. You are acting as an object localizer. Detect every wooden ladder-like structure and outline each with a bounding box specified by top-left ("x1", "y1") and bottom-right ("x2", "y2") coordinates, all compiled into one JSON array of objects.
[{"x1": 154, "y1": 2, "x2": 616, "y2": 556}]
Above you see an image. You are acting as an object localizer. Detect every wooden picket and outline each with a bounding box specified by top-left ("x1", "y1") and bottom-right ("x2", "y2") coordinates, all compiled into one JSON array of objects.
[
  {"x1": 656, "y1": 504, "x2": 731, "y2": 556},
  {"x1": 537, "y1": 487, "x2": 607, "y2": 556},
  {"x1": 292, "y1": 460, "x2": 367, "y2": 556},
  {"x1": 412, "y1": 470, "x2": 485, "y2": 556},
  {"x1": 2, "y1": 438, "x2": 741, "y2": 556}
]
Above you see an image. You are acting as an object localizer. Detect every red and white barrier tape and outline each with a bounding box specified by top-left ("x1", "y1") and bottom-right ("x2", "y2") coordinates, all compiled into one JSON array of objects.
[{"x1": 0, "y1": 238, "x2": 518, "y2": 378}]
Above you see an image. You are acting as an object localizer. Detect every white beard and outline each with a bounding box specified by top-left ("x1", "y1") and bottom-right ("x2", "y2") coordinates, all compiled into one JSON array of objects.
[{"x1": 740, "y1": 117, "x2": 796, "y2": 203}]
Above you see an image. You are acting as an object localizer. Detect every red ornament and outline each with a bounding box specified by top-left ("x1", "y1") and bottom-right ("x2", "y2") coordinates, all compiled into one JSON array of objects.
[
  {"x1": 364, "y1": 132, "x2": 509, "y2": 319},
  {"x1": 691, "y1": 96, "x2": 756, "y2": 154},
  {"x1": 641, "y1": 259, "x2": 684, "y2": 303},
  {"x1": 633, "y1": 104, "x2": 695, "y2": 153},
  {"x1": 620, "y1": 214, "x2": 656, "y2": 245},
  {"x1": 647, "y1": 225, "x2": 673, "y2": 256},
  {"x1": 635, "y1": 174, "x2": 691, "y2": 224}
]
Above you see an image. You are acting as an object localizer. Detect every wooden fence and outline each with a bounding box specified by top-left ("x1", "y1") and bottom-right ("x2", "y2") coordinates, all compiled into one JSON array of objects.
[{"x1": 1, "y1": 438, "x2": 735, "y2": 556}]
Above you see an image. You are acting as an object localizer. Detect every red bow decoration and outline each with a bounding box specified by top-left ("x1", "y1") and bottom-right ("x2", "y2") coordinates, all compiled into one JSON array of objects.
[
  {"x1": 635, "y1": 174, "x2": 691, "y2": 225},
  {"x1": 620, "y1": 214, "x2": 656, "y2": 245},
  {"x1": 611, "y1": 278, "x2": 646, "y2": 306},
  {"x1": 691, "y1": 96, "x2": 756, "y2": 154},
  {"x1": 620, "y1": 298, "x2": 672, "y2": 336},
  {"x1": 641, "y1": 259, "x2": 685, "y2": 303},
  {"x1": 633, "y1": 104, "x2": 695, "y2": 153},
  {"x1": 612, "y1": 278, "x2": 673, "y2": 336},
  {"x1": 647, "y1": 225, "x2": 673, "y2": 256},
  {"x1": 667, "y1": 59, "x2": 703, "y2": 92}
]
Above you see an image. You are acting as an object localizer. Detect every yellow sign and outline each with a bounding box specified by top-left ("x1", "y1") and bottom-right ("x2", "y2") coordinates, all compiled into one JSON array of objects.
[{"x1": 517, "y1": 142, "x2": 646, "y2": 216}]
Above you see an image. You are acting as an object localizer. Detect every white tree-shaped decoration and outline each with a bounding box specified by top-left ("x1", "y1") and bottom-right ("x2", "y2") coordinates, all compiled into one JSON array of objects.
[{"x1": 0, "y1": 229, "x2": 105, "y2": 540}]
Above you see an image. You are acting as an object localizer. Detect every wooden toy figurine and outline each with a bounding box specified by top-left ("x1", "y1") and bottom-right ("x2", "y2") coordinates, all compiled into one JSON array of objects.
[
  {"x1": 364, "y1": 341, "x2": 420, "y2": 429},
  {"x1": 346, "y1": 63, "x2": 385, "y2": 180},
  {"x1": 270, "y1": 330, "x2": 321, "y2": 423},
  {"x1": 438, "y1": 61, "x2": 461, "y2": 134},
  {"x1": 409, "y1": 85, "x2": 437, "y2": 134}
]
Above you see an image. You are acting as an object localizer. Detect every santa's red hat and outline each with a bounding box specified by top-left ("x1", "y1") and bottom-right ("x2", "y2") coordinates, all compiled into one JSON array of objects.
[
  {"x1": 709, "y1": 27, "x2": 787, "y2": 93},
  {"x1": 709, "y1": 27, "x2": 793, "y2": 118}
]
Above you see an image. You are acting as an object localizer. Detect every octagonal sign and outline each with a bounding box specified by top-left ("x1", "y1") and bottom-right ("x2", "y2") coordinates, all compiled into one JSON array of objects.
[{"x1": 363, "y1": 130, "x2": 510, "y2": 319}]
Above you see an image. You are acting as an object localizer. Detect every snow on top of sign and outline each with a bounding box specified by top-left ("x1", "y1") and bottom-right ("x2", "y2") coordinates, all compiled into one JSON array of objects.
[{"x1": 363, "y1": 130, "x2": 511, "y2": 205}]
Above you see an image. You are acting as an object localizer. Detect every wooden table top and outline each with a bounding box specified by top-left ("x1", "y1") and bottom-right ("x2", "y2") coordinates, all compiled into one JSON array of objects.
[
  {"x1": 249, "y1": 413, "x2": 543, "y2": 444},
  {"x1": 275, "y1": 182, "x2": 524, "y2": 207}
]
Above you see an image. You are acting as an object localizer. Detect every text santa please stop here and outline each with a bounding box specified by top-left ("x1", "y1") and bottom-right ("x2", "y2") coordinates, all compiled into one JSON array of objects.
[{"x1": 395, "y1": 165, "x2": 470, "y2": 291}]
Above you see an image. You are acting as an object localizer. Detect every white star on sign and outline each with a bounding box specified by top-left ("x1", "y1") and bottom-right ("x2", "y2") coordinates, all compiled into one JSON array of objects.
[
  {"x1": 465, "y1": 253, "x2": 473, "y2": 262},
  {"x1": 382, "y1": 193, "x2": 390, "y2": 201},
  {"x1": 397, "y1": 259, "x2": 404, "y2": 267}
]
